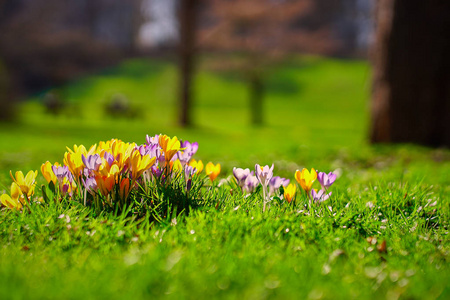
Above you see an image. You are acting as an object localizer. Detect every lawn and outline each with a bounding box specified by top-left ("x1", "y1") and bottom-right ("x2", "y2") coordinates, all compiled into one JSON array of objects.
[{"x1": 0, "y1": 56, "x2": 448, "y2": 299}]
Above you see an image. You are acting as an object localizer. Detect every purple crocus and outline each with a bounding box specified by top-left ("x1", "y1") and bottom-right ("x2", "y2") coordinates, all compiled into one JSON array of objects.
[
  {"x1": 151, "y1": 165, "x2": 163, "y2": 178},
  {"x1": 146, "y1": 134, "x2": 159, "y2": 146},
  {"x1": 52, "y1": 165, "x2": 70, "y2": 182},
  {"x1": 233, "y1": 167, "x2": 251, "y2": 188},
  {"x1": 82, "y1": 176, "x2": 98, "y2": 196},
  {"x1": 82, "y1": 154, "x2": 102, "y2": 176},
  {"x1": 61, "y1": 183, "x2": 73, "y2": 197},
  {"x1": 268, "y1": 176, "x2": 290, "y2": 196},
  {"x1": 255, "y1": 164, "x2": 274, "y2": 212},
  {"x1": 156, "y1": 150, "x2": 165, "y2": 167},
  {"x1": 255, "y1": 164, "x2": 274, "y2": 187},
  {"x1": 176, "y1": 140, "x2": 199, "y2": 165},
  {"x1": 184, "y1": 164, "x2": 196, "y2": 181},
  {"x1": 184, "y1": 165, "x2": 196, "y2": 192},
  {"x1": 311, "y1": 189, "x2": 331, "y2": 203},
  {"x1": 243, "y1": 172, "x2": 259, "y2": 194},
  {"x1": 181, "y1": 140, "x2": 199, "y2": 156},
  {"x1": 82, "y1": 154, "x2": 102, "y2": 170},
  {"x1": 138, "y1": 143, "x2": 159, "y2": 158},
  {"x1": 103, "y1": 152, "x2": 115, "y2": 166},
  {"x1": 317, "y1": 172, "x2": 337, "y2": 189}
]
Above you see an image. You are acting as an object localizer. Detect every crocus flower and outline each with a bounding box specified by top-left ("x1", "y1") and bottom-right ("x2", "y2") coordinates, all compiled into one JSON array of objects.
[
  {"x1": 189, "y1": 159, "x2": 204, "y2": 174},
  {"x1": 119, "y1": 178, "x2": 131, "y2": 200},
  {"x1": 171, "y1": 159, "x2": 183, "y2": 174},
  {"x1": 232, "y1": 167, "x2": 250, "y2": 188},
  {"x1": 184, "y1": 165, "x2": 196, "y2": 191},
  {"x1": 156, "y1": 150, "x2": 166, "y2": 167},
  {"x1": 205, "y1": 162, "x2": 221, "y2": 182},
  {"x1": 177, "y1": 140, "x2": 199, "y2": 164},
  {"x1": 41, "y1": 161, "x2": 58, "y2": 184},
  {"x1": 10, "y1": 170, "x2": 38, "y2": 198},
  {"x1": 181, "y1": 140, "x2": 198, "y2": 155},
  {"x1": 311, "y1": 189, "x2": 331, "y2": 203},
  {"x1": 159, "y1": 135, "x2": 181, "y2": 163},
  {"x1": 138, "y1": 143, "x2": 159, "y2": 158},
  {"x1": 61, "y1": 177, "x2": 77, "y2": 198},
  {"x1": 66, "y1": 144, "x2": 87, "y2": 155},
  {"x1": 184, "y1": 164, "x2": 196, "y2": 181},
  {"x1": 52, "y1": 165, "x2": 71, "y2": 182},
  {"x1": 128, "y1": 150, "x2": 156, "y2": 179},
  {"x1": 268, "y1": 176, "x2": 290, "y2": 196},
  {"x1": 243, "y1": 172, "x2": 259, "y2": 193},
  {"x1": 82, "y1": 154, "x2": 102, "y2": 172},
  {"x1": 255, "y1": 164, "x2": 274, "y2": 212},
  {"x1": 1, "y1": 182, "x2": 23, "y2": 210},
  {"x1": 64, "y1": 151, "x2": 84, "y2": 180},
  {"x1": 103, "y1": 152, "x2": 115, "y2": 166},
  {"x1": 255, "y1": 164, "x2": 274, "y2": 187},
  {"x1": 82, "y1": 176, "x2": 98, "y2": 196},
  {"x1": 295, "y1": 168, "x2": 317, "y2": 194},
  {"x1": 317, "y1": 172, "x2": 336, "y2": 189},
  {"x1": 146, "y1": 134, "x2": 159, "y2": 146},
  {"x1": 95, "y1": 174, "x2": 115, "y2": 197},
  {"x1": 284, "y1": 183, "x2": 297, "y2": 203},
  {"x1": 151, "y1": 165, "x2": 163, "y2": 178}
]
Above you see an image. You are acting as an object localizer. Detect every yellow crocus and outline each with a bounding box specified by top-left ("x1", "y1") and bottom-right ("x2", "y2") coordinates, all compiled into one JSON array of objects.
[
  {"x1": 0, "y1": 182, "x2": 23, "y2": 210},
  {"x1": 159, "y1": 135, "x2": 181, "y2": 162},
  {"x1": 41, "y1": 161, "x2": 59, "y2": 184},
  {"x1": 171, "y1": 159, "x2": 183, "y2": 174},
  {"x1": 95, "y1": 174, "x2": 115, "y2": 197},
  {"x1": 284, "y1": 183, "x2": 297, "y2": 203},
  {"x1": 188, "y1": 159, "x2": 204, "y2": 174},
  {"x1": 205, "y1": 162, "x2": 221, "y2": 182},
  {"x1": 10, "y1": 170, "x2": 38, "y2": 197},
  {"x1": 128, "y1": 151, "x2": 156, "y2": 179},
  {"x1": 119, "y1": 178, "x2": 131, "y2": 200},
  {"x1": 295, "y1": 168, "x2": 317, "y2": 193},
  {"x1": 64, "y1": 151, "x2": 84, "y2": 179}
]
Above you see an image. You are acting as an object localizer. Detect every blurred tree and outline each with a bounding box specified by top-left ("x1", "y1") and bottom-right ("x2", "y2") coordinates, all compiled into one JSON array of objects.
[
  {"x1": 371, "y1": 0, "x2": 450, "y2": 147},
  {"x1": 199, "y1": 0, "x2": 337, "y2": 125},
  {"x1": 0, "y1": 59, "x2": 15, "y2": 121},
  {"x1": 178, "y1": 0, "x2": 198, "y2": 127},
  {"x1": 0, "y1": 0, "x2": 142, "y2": 98}
]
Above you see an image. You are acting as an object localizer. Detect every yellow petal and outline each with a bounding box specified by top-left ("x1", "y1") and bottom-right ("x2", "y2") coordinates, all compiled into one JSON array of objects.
[
  {"x1": 294, "y1": 170, "x2": 302, "y2": 184},
  {"x1": 11, "y1": 182, "x2": 22, "y2": 199},
  {"x1": 25, "y1": 170, "x2": 38, "y2": 186},
  {"x1": 1, "y1": 194, "x2": 21, "y2": 210},
  {"x1": 172, "y1": 159, "x2": 183, "y2": 174}
]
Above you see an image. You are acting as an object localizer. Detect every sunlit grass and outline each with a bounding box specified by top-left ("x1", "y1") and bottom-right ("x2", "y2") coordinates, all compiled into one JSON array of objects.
[{"x1": 0, "y1": 56, "x2": 449, "y2": 299}]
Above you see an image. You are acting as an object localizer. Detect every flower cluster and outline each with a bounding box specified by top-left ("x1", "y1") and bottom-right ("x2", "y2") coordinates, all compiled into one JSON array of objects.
[
  {"x1": 232, "y1": 164, "x2": 337, "y2": 211},
  {"x1": 1, "y1": 134, "x2": 337, "y2": 213},
  {"x1": 2, "y1": 134, "x2": 223, "y2": 212}
]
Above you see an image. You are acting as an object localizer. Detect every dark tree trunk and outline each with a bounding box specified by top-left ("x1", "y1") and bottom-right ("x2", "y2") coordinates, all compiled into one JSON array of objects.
[
  {"x1": 371, "y1": 0, "x2": 450, "y2": 147},
  {"x1": 179, "y1": 0, "x2": 197, "y2": 127},
  {"x1": 249, "y1": 73, "x2": 264, "y2": 126},
  {"x1": 0, "y1": 60, "x2": 15, "y2": 121}
]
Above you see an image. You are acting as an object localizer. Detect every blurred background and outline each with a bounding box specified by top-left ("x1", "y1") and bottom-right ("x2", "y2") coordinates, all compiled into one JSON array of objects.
[{"x1": 0, "y1": 0, "x2": 448, "y2": 176}]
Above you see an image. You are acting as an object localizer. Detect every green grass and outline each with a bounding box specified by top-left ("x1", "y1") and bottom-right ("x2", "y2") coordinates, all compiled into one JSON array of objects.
[{"x1": 0, "y1": 56, "x2": 449, "y2": 299}]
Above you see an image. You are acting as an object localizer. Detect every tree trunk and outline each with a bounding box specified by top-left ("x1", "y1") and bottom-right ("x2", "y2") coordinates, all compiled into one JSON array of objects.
[
  {"x1": 370, "y1": 0, "x2": 450, "y2": 147},
  {"x1": 0, "y1": 60, "x2": 14, "y2": 121},
  {"x1": 178, "y1": 0, "x2": 197, "y2": 127}
]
